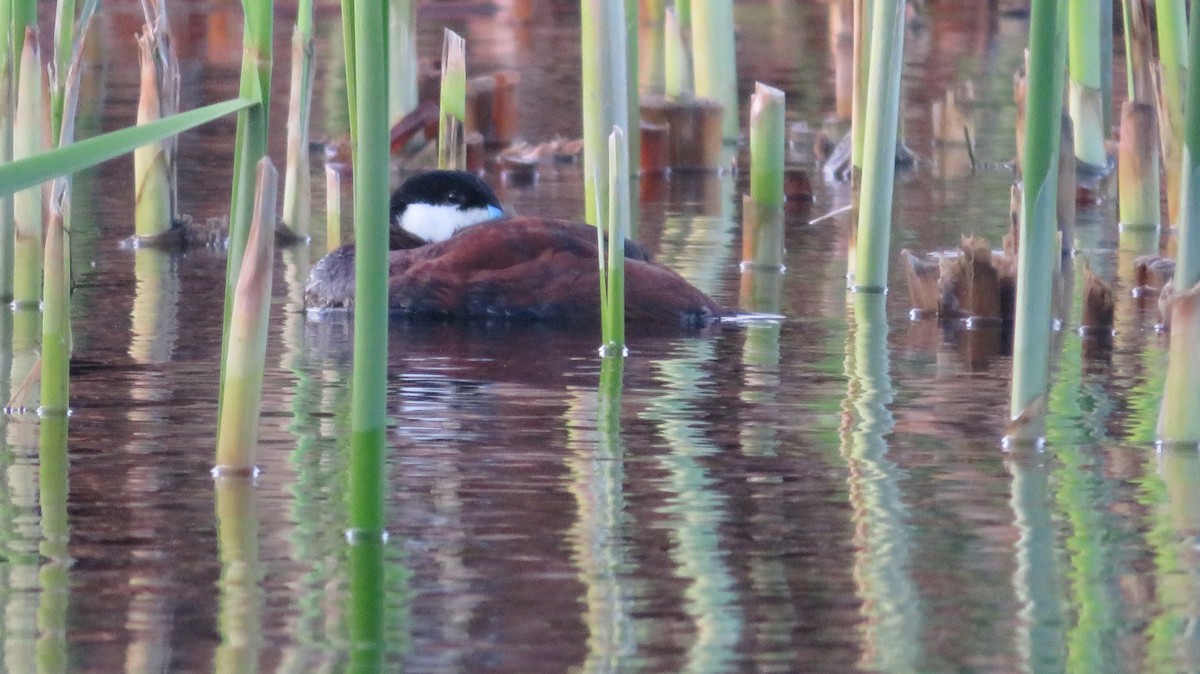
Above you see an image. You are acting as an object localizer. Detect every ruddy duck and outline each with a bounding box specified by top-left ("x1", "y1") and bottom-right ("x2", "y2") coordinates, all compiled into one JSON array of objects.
[{"x1": 304, "y1": 170, "x2": 723, "y2": 328}]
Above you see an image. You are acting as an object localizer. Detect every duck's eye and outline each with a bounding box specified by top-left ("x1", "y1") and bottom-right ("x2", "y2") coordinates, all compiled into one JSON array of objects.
[{"x1": 446, "y1": 191, "x2": 465, "y2": 206}]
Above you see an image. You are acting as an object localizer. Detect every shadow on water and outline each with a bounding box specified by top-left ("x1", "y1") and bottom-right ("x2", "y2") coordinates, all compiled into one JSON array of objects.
[{"x1": 4, "y1": 1, "x2": 1199, "y2": 672}]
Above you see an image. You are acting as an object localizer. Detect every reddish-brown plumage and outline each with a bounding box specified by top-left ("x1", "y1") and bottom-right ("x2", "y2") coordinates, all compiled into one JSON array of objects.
[{"x1": 384, "y1": 217, "x2": 722, "y2": 327}]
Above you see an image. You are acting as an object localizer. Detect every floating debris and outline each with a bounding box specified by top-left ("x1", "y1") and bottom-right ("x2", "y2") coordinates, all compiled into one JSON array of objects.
[{"x1": 900, "y1": 235, "x2": 1016, "y2": 323}]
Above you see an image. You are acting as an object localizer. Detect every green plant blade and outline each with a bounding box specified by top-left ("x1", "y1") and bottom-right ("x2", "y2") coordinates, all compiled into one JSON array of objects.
[{"x1": 0, "y1": 97, "x2": 256, "y2": 200}]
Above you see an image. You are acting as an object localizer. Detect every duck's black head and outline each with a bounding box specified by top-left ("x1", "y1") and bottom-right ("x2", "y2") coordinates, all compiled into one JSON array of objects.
[{"x1": 389, "y1": 170, "x2": 505, "y2": 247}]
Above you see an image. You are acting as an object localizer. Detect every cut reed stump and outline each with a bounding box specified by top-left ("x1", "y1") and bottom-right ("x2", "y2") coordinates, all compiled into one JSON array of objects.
[
  {"x1": 465, "y1": 70, "x2": 520, "y2": 147},
  {"x1": 902, "y1": 235, "x2": 1117, "y2": 340},
  {"x1": 639, "y1": 95, "x2": 725, "y2": 172},
  {"x1": 1134, "y1": 255, "x2": 1176, "y2": 293},
  {"x1": 1133, "y1": 254, "x2": 1176, "y2": 327},
  {"x1": 1117, "y1": 101, "x2": 1160, "y2": 229},
  {"x1": 640, "y1": 120, "x2": 670, "y2": 175},
  {"x1": 1081, "y1": 261, "x2": 1115, "y2": 333},
  {"x1": 901, "y1": 236, "x2": 1015, "y2": 323}
]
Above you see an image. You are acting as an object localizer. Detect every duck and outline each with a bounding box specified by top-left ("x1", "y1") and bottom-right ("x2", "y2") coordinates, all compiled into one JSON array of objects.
[{"x1": 304, "y1": 170, "x2": 724, "y2": 328}]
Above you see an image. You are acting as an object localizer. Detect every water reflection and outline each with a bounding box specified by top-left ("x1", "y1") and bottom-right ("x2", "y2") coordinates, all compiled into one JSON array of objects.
[
  {"x1": 1146, "y1": 448, "x2": 1200, "y2": 672},
  {"x1": 566, "y1": 357, "x2": 634, "y2": 672},
  {"x1": 213, "y1": 477, "x2": 264, "y2": 673},
  {"x1": 643, "y1": 344, "x2": 742, "y2": 672},
  {"x1": 841, "y1": 293, "x2": 921, "y2": 672},
  {"x1": 37, "y1": 414, "x2": 70, "y2": 674},
  {"x1": 1006, "y1": 448, "x2": 1067, "y2": 673}
]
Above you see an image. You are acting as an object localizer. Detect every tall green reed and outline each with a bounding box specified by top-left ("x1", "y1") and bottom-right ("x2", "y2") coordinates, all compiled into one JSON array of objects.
[
  {"x1": 282, "y1": 0, "x2": 315, "y2": 237},
  {"x1": 1008, "y1": 0, "x2": 1066, "y2": 443},
  {"x1": 347, "y1": 0, "x2": 390, "y2": 536},
  {"x1": 1156, "y1": 0, "x2": 1186, "y2": 226},
  {"x1": 134, "y1": 29, "x2": 174, "y2": 239},
  {"x1": 389, "y1": 0, "x2": 417, "y2": 126},
  {"x1": 749, "y1": 83, "x2": 785, "y2": 209},
  {"x1": 11, "y1": 29, "x2": 42, "y2": 307},
  {"x1": 222, "y1": 0, "x2": 273, "y2": 320},
  {"x1": 1067, "y1": 0, "x2": 1105, "y2": 167},
  {"x1": 1158, "y1": 0, "x2": 1200, "y2": 445},
  {"x1": 215, "y1": 159, "x2": 278, "y2": 472},
  {"x1": 217, "y1": 0, "x2": 273, "y2": 436},
  {"x1": 850, "y1": 0, "x2": 905, "y2": 292},
  {"x1": 437, "y1": 29, "x2": 466, "y2": 170},
  {"x1": 690, "y1": 0, "x2": 736, "y2": 143},
  {"x1": 581, "y1": 0, "x2": 629, "y2": 225},
  {"x1": 1117, "y1": 0, "x2": 1158, "y2": 233},
  {"x1": 598, "y1": 128, "x2": 628, "y2": 355},
  {"x1": 0, "y1": 0, "x2": 13, "y2": 301},
  {"x1": 851, "y1": 0, "x2": 873, "y2": 171}
]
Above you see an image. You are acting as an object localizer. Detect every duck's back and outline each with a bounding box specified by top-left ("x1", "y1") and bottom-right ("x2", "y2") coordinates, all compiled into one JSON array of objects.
[{"x1": 389, "y1": 217, "x2": 721, "y2": 327}]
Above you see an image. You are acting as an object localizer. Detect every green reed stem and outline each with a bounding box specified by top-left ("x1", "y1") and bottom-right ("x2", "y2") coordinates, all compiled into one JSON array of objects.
[
  {"x1": 600, "y1": 127, "x2": 628, "y2": 353},
  {"x1": 348, "y1": 535, "x2": 386, "y2": 669},
  {"x1": 349, "y1": 0, "x2": 389, "y2": 536},
  {"x1": 10, "y1": 0, "x2": 34, "y2": 73},
  {"x1": 388, "y1": 0, "x2": 417, "y2": 127},
  {"x1": 626, "y1": 0, "x2": 639, "y2": 174},
  {"x1": 0, "y1": 1, "x2": 13, "y2": 302},
  {"x1": 1120, "y1": 0, "x2": 1133, "y2": 99},
  {"x1": 690, "y1": 0, "x2": 736, "y2": 142},
  {"x1": 851, "y1": 0, "x2": 905, "y2": 293},
  {"x1": 1156, "y1": 2, "x2": 1200, "y2": 443},
  {"x1": 1099, "y1": 0, "x2": 1112, "y2": 133},
  {"x1": 12, "y1": 27, "x2": 42, "y2": 307},
  {"x1": 215, "y1": 159, "x2": 277, "y2": 472},
  {"x1": 282, "y1": 2, "x2": 315, "y2": 236},
  {"x1": 1067, "y1": 0, "x2": 1105, "y2": 167},
  {"x1": 1174, "y1": 3, "x2": 1200, "y2": 295},
  {"x1": 851, "y1": 0, "x2": 873, "y2": 170},
  {"x1": 224, "y1": 0, "x2": 272, "y2": 288},
  {"x1": 1159, "y1": 287, "x2": 1200, "y2": 443},
  {"x1": 39, "y1": 191, "x2": 69, "y2": 414},
  {"x1": 325, "y1": 165, "x2": 342, "y2": 252},
  {"x1": 639, "y1": 0, "x2": 665, "y2": 96},
  {"x1": 749, "y1": 82, "x2": 785, "y2": 208},
  {"x1": 663, "y1": 6, "x2": 691, "y2": 100},
  {"x1": 437, "y1": 29, "x2": 466, "y2": 171},
  {"x1": 581, "y1": 0, "x2": 629, "y2": 225},
  {"x1": 1009, "y1": 0, "x2": 1066, "y2": 442},
  {"x1": 1120, "y1": 0, "x2": 1152, "y2": 102},
  {"x1": 340, "y1": 0, "x2": 357, "y2": 145},
  {"x1": 134, "y1": 31, "x2": 172, "y2": 239},
  {"x1": 50, "y1": 0, "x2": 75, "y2": 146},
  {"x1": 1157, "y1": 0, "x2": 1186, "y2": 226},
  {"x1": 674, "y1": 0, "x2": 690, "y2": 32},
  {"x1": 218, "y1": 0, "x2": 272, "y2": 430}
]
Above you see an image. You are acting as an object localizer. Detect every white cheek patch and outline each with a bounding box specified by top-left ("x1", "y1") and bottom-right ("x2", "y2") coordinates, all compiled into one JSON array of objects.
[{"x1": 398, "y1": 203, "x2": 503, "y2": 242}]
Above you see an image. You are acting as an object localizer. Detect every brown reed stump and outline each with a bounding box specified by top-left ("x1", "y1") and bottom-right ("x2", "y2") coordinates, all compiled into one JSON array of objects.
[
  {"x1": 640, "y1": 95, "x2": 725, "y2": 172},
  {"x1": 465, "y1": 131, "x2": 485, "y2": 173},
  {"x1": 640, "y1": 121, "x2": 670, "y2": 175},
  {"x1": 465, "y1": 74, "x2": 496, "y2": 142},
  {"x1": 1080, "y1": 262, "x2": 1115, "y2": 334},
  {"x1": 492, "y1": 70, "x2": 520, "y2": 147}
]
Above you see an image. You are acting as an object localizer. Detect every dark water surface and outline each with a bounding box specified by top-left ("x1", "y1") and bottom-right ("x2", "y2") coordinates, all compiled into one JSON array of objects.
[{"x1": 5, "y1": 1, "x2": 1196, "y2": 672}]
